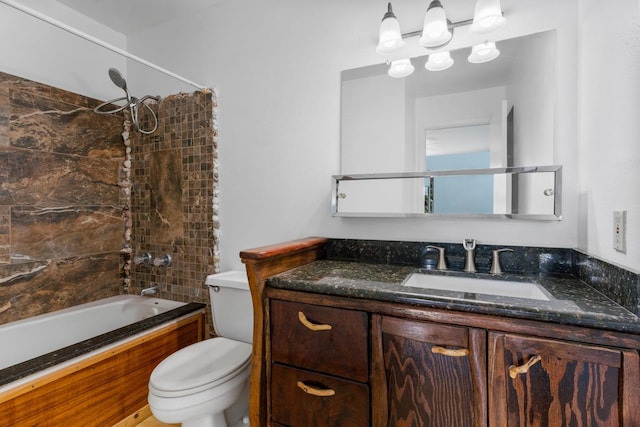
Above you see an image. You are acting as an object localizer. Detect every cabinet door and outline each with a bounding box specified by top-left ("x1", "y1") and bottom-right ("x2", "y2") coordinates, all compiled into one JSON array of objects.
[
  {"x1": 489, "y1": 332, "x2": 640, "y2": 426},
  {"x1": 372, "y1": 315, "x2": 487, "y2": 427}
]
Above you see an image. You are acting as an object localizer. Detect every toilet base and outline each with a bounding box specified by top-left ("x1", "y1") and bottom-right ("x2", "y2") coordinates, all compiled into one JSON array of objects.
[{"x1": 149, "y1": 366, "x2": 250, "y2": 427}]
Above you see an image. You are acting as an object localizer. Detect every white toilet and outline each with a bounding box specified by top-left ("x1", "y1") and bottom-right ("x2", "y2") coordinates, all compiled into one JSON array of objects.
[{"x1": 148, "y1": 271, "x2": 253, "y2": 427}]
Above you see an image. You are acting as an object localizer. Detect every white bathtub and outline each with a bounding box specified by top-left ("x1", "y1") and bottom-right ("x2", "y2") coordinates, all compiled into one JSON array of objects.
[
  {"x1": 0, "y1": 294, "x2": 206, "y2": 424},
  {"x1": 0, "y1": 295, "x2": 185, "y2": 371}
]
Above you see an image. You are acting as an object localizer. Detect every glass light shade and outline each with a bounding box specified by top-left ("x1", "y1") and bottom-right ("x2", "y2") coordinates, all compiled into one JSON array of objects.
[
  {"x1": 468, "y1": 41, "x2": 500, "y2": 63},
  {"x1": 470, "y1": 0, "x2": 506, "y2": 33},
  {"x1": 388, "y1": 58, "x2": 415, "y2": 78},
  {"x1": 419, "y1": 0, "x2": 452, "y2": 48},
  {"x1": 376, "y1": 3, "x2": 405, "y2": 54},
  {"x1": 425, "y1": 51, "x2": 454, "y2": 71}
]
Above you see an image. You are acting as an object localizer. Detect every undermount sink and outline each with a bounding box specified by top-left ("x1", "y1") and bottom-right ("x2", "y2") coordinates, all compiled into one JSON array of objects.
[{"x1": 403, "y1": 273, "x2": 552, "y2": 301}]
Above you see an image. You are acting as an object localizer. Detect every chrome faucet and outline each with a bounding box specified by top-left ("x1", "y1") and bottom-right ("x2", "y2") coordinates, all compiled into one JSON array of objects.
[
  {"x1": 153, "y1": 253, "x2": 172, "y2": 267},
  {"x1": 133, "y1": 252, "x2": 152, "y2": 266},
  {"x1": 490, "y1": 248, "x2": 514, "y2": 275},
  {"x1": 463, "y1": 239, "x2": 477, "y2": 273},
  {"x1": 425, "y1": 245, "x2": 447, "y2": 270},
  {"x1": 140, "y1": 285, "x2": 158, "y2": 296}
]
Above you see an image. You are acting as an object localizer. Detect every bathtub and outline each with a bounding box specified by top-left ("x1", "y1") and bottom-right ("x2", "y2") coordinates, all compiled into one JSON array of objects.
[{"x1": 0, "y1": 294, "x2": 206, "y2": 425}]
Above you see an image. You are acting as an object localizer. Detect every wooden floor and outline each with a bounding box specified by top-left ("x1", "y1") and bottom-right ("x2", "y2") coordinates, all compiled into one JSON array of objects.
[{"x1": 113, "y1": 405, "x2": 179, "y2": 427}]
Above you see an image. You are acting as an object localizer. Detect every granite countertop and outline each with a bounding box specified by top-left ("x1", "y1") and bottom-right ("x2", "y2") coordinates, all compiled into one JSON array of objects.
[{"x1": 268, "y1": 260, "x2": 640, "y2": 334}]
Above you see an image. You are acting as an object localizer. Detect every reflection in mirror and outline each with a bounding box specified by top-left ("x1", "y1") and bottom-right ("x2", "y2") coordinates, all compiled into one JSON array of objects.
[
  {"x1": 341, "y1": 30, "x2": 556, "y2": 175},
  {"x1": 332, "y1": 166, "x2": 561, "y2": 220}
]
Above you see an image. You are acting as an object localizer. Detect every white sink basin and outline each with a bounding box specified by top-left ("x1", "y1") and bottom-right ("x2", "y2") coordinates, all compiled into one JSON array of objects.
[{"x1": 403, "y1": 273, "x2": 552, "y2": 301}]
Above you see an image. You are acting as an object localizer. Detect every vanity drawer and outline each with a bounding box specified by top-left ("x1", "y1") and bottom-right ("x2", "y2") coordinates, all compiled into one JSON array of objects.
[
  {"x1": 270, "y1": 299, "x2": 368, "y2": 382},
  {"x1": 270, "y1": 363, "x2": 369, "y2": 427}
]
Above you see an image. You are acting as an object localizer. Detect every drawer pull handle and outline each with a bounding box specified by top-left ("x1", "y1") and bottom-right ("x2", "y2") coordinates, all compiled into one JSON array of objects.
[
  {"x1": 431, "y1": 346, "x2": 469, "y2": 357},
  {"x1": 298, "y1": 311, "x2": 332, "y2": 331},
  {"x1": 296, "y1": 381, "x2": 336, "y2": 397},
  {"x1": 509, "y1": 355, "x2": 542, "y2": 379}
]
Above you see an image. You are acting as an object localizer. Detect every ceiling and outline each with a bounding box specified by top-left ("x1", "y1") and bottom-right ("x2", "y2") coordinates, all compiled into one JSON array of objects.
[{"x1": 57, "y1": 0, "x2": 224, "y2": 34}]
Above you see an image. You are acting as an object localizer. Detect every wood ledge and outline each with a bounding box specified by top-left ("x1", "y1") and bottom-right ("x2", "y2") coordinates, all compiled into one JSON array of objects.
[{"x1": 239, "y1": 237, "x2": 328, "y2": 261}]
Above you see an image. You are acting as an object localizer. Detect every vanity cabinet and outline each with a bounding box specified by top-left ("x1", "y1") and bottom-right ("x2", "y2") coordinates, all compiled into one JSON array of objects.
[
  {"x1": 489, "y1": 332, "x2": 640, "y2": 426},
  {"x1": 240, "y1": 237, "x2": 640, "y2": 427},
  {"x1": 268, "y1": 296, "x2": 639, "y2": 427},
  {"x1": 269, "y1": 299, "x2": 370, "y2": 426}
]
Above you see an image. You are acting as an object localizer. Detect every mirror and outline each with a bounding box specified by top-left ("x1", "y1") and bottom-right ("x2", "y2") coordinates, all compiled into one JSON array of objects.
[
  {"x1": 332, "y1": 166, "x2": 562, "y2": 220},
  {"x1": 339, "y1": 30, "x2": 556, "y2": 218}
]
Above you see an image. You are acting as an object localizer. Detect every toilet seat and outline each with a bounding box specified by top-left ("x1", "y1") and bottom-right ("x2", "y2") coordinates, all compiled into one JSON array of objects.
[{"x1": 149, "y1": 337, "x2": 252, "y2": 398}]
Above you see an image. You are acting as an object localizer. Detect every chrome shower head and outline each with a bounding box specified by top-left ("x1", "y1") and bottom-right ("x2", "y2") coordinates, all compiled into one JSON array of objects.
[{"x1": 108, "y1": 68, "x2": 128, "y2": 91}]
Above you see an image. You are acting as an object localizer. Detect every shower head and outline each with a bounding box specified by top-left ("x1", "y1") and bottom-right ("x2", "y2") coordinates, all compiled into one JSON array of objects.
[{"x1": 108, "y1": 68, "x2": 128, "y2": 91}]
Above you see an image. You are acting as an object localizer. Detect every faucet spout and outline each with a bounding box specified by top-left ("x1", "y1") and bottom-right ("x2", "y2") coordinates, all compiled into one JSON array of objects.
[{"x1": 140, "y1": 285, "x2": 158, "y2": 296}]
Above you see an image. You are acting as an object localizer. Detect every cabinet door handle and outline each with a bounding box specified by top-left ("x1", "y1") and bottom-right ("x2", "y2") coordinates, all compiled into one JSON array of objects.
[
  {"x1": 431, "y1": 346, "x2": 469, "y2": 357},
  {"x1": 509, "y1": 355, "x2": 542, "y2": 379},
  {"x1": 296, "y1": 381, "x2": 336, "y2": 397},
  {"x1": 298, "y1": 311, "x2": 333, "y2": 331}
]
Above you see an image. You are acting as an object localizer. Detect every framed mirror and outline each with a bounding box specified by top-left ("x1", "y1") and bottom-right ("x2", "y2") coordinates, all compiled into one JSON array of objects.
[{"x1": 332, "y1": 166, "x2": 562, "y2": 220}]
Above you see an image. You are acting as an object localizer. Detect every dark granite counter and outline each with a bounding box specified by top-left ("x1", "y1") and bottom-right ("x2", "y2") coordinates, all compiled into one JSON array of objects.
[
  {"x1": 0, "y1": 302, "x2": 206, "y2": 389},
  {"x1": 268, "y1": 260, "x2": 640, "y2": 335}
]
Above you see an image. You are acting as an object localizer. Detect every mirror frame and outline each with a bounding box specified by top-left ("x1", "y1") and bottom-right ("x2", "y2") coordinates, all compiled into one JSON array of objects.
[{"x1": 331, "y1": 165, "x2": 562, "y2": 220}]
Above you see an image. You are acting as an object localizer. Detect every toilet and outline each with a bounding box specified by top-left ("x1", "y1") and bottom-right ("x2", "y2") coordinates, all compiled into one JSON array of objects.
[{"x1": 148, "y1": 271, "x2": 253, "y2": 427}]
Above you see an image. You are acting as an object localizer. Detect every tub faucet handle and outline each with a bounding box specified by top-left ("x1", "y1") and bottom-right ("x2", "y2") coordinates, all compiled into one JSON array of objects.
[
  {"x1": 426, "y1": 245, "x2": 447, "y2": 270},
  {"x1": 490, "y1": 248, "x2": 514, "y2": 275},
  {"x1": 153, "y1": 253, "x2": 172, "y2": 267},
  {"x1": 133, "y1": 252, "x2": 152, "y2": 265}
]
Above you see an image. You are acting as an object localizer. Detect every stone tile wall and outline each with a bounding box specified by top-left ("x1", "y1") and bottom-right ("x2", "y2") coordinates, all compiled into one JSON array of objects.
[
  {"x1": 0, "y1": 71, "x2": 125, "y2": 324},
  {"x1": 127, "y1": 91, "x2": 219, "y2": 332}
]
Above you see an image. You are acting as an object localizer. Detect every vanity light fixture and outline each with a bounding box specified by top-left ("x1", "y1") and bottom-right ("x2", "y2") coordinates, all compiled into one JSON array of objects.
[
  {"x1": 425, "y1": 50, "x2": 454, "y2": 71},
  {"x1": 419, "y1": 0, "x2": 452, "y2": 48},
  {"x1": 388, "y1": 58, "x2": 415, "y2": 78},
  {"x1": 468, "y1": 41, "x2": 500, "y2": 63},
  {"x1": 377, "y1": 1, "x2": 506, "y2": 77},
  {"x1": 469, "y1": 0, "x2": 507, "y2": 33},
  {"x1": 376, "y1": 3, "x2": 405, "y2": 54}
]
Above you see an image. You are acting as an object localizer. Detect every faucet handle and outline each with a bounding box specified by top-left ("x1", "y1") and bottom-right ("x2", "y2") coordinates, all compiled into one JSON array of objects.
[
  {"x1": 133, "y1": 252, "x2": 152, "y2": 265},
  {"x1": 490, "y1": 248, "x2": 514, "y2": 275},
  {"x1": 153, "y1": 253, "x2": 172, "y2": 267},
  {"x1": 426, "y1": 246, "x2": 447, "y2": 271}
]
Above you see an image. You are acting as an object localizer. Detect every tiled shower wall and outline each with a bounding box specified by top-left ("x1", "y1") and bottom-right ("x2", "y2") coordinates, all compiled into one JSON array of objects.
[
  {"x1": 0, "y1": 71, "x2": 125, "y2": 325},
  {"x1": 0, "y1": 72, "x2": 220, "y2": 329},
  {"x1": 127, "y1": 91, "x2": 219, "y2": 331}
]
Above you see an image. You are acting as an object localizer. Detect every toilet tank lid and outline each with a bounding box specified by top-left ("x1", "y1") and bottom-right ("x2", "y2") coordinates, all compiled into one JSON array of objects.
[{"x1": 205, "y1": 270, "x2": 249, "y2": 290}]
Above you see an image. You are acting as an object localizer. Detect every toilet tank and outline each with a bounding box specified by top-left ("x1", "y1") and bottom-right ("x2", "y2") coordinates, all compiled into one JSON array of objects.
[{"x1": 205, "y1": 271, "x2": 253, "y2": 344}]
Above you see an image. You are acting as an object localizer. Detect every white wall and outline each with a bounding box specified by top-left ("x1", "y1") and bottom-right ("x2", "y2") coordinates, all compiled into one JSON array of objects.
[
  {"x1": 578, "y1": 0, "x2": 640, "y2": 271},
  {"x1": 0, "y1": 1, "x2": 126, "y2": 101}
]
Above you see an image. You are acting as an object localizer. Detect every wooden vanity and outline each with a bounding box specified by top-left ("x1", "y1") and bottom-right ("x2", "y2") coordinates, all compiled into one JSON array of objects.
[{"x1": 240, "y1": 237, "x2": 640, "y2": 427}]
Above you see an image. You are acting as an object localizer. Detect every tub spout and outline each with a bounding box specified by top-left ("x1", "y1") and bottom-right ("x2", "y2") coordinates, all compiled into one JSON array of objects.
[{"x1": 140, "y1": 285, "x2": 158, "y2": 296}]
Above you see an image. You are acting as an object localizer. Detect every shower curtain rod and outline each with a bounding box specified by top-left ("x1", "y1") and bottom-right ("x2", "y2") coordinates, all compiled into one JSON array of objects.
[{"x1": 0, "y1": 0, "x2": 208, "y2": 91}]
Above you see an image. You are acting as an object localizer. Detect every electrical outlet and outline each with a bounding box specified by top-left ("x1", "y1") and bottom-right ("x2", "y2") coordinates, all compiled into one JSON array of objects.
[{"x1": 613, "y1": 210, "x2": 627, "y2": 253}]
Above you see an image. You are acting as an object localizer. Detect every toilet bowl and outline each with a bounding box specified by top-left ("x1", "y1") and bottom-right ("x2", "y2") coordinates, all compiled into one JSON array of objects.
[{"x1": 148, "y1": 271, "x2": 254, "y2": 427}]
